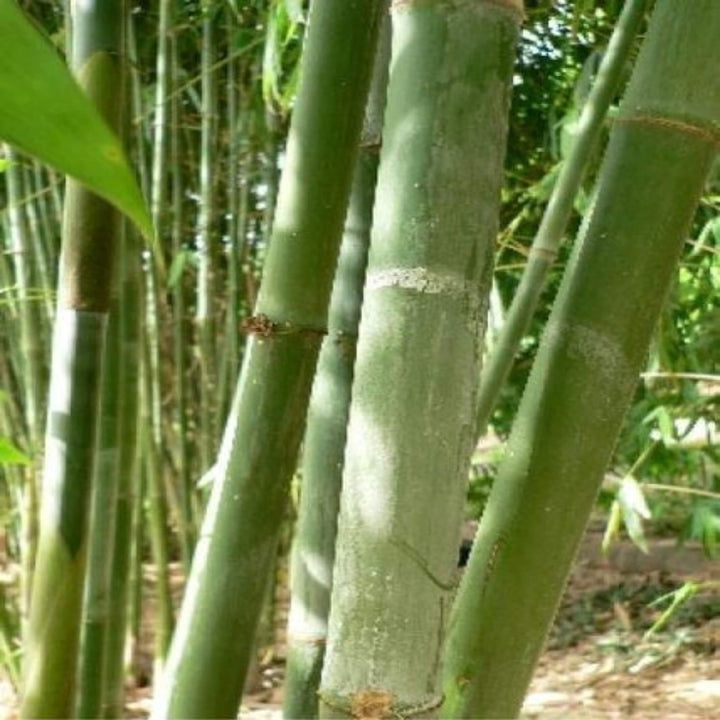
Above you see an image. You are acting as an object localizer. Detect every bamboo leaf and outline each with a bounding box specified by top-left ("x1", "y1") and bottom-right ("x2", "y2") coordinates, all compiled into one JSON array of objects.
[
  {"x1": 0, "y1": 437, "x2": 30, "y2": 466},
  {"x1": 167, "y1": 249, "x2": 189, "y2": 289},
  {"x1": 283, "y1": 0, "x2": 304, "y2": 23},
  {"x1": 618, "y1": 476, "x2": 651, "y2": 554},
  {"x1": 0, "y1": 0, "x2": 153, "y2": 241}
]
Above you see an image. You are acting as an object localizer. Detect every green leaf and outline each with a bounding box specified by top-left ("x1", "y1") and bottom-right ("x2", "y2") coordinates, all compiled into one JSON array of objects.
[
  {"x1": 167, "y1": 249, "x2": 189, "y2": 289},
  {"x1": 0, "y1": 437, "x2": 30, "y2": 466},
  {"x1": 617, "y1": 476, "x2": 651, "y2": 554},
  {"x1": 283, "y1": 0, "x2": 304, "y2": 23},
  {"x1": 645, "y1": 582, "x2": 697, "y2": 638},
  {"x1": 0, "y1": 0, "x2": 153, "y2": 241}
]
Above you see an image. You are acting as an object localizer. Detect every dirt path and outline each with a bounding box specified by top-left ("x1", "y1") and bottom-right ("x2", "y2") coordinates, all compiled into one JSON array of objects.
[{"x1": 3, "y1": 535, "x2": 719, "y2": 719}]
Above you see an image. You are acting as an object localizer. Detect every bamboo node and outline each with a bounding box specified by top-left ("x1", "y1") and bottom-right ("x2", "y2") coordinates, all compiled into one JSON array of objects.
[
  {"x1": 528, "y1": 245, "x2": 558, "y2": 261},
  {"x1": 320, "y1": 690, "x2": 444, "y2": 719},
  {"x1": 241, "y1": 314, "x2": 326, "y2": 338},
  {"x1": 391, "y1": 0, "x2": 525, "y2": 22},
  {"x1": 615, "y1": 114, "x2": 720, "y2": 146}
]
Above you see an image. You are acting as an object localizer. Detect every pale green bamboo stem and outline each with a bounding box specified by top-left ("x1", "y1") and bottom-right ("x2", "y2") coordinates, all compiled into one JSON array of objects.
[
  {"x1": 141, "y1": 315, "x2": 174, "y2": 673},
  {"x1": 474, "y1": 0, "x2": 647, "y2": 439},
  {"x1": 319, "y1": 2, "x2": 522, "y2": 716},
  {"x1": 31, "y1": 161, "x2": 58, "y2": 281},
  {"x1": 21, "y1": 162, "x2": 55, "y2": 322},
  {"x1": 224, "y1": 24, "x2": 242, "y2": 410},
  {"x1": 283, "y1": 16, "x2": 391, "y2": 718},
  {"x1": 150, "y1": 0, "x2": 171, "y2": 234},
  {"x1": 152, "y1": 3, "x2": 385, "y2": 717},
  {"x1": 442, "y1": 2, "x2": 720, "y2": 716},
  {"x1": 20, "y1": 0, "x2": 125, "y2": 714}
]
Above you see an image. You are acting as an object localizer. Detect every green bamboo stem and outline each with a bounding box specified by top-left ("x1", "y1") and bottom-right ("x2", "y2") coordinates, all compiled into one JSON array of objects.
[
  {"x1": 442, "y1": 3, "x2": 720, "y2": 717},
  {"x1": 150, "y1": 0, "x2": 171, "y2": 235},
  {"x1": 169, "y1": 28, "x2": 195, "y2": 569},
  {"x1": 32, "y1": 161, "x2": 58, "y2": 282},
  {"x1": 151, "y1": 2, "x2": 385, "y2": 717},
  {"x1": 21, "y1": 162, "x2": 55, "y2": 322},
  {"x1": 474, "y1": 0, "x2": 647, "y2": 440},
  {"x1": 5, "y1": 147, "x2": 45, "y2": 447},
  {"x1": 196, "y1": 3, "x2": 218, "y2": 473},
  {"x1": 283, "y1": 17, "x2": 391, "y2": 718},
  {"x1": 141, "y1": 322, "x2": 174, "y2": 673},
  {"x1": 75, "y1": 257, "x2": 122, "y2": 719},
  {"x1": 102, "y1": 229, "x2": 141, "y2": 719},
  {"x1": 4, "y1": 147, "x2": 45, "y2": 643},
  {"x1": 217, "y1": 13, "x2": 242, "y2": 430},
  {"x1": 19, "y1": 0, "x2": 126, "y2": 714},
  {"x1": 319, "y1": 2, "x2": 522, "y2": 716}
]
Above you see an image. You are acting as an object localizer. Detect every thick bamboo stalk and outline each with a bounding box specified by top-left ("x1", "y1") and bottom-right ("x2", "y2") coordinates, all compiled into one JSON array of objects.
[
  {"x1": 474, "y1": 0, "x2": 647, "y2": 440},
  {"x1": 19, "y1": 0, "x2": 126, "y2": 714},
  {"x1": 4, "y1": 147, "x2": 45, "y2": 642},
  {"x1": 219, "y1": 14, "x2": 242, "y2": 429},
  {"x1": 151, "y1": 3, "x2": 385, "y2": 717},
  {"x1": 442, "y1": 3, "x2": 720, "y2": 717},
  {"x1": 283, "y1": 18, "x2": 391, "y2": 719},
  {"x1": 319, "y1": 2, "x2": 522, "y2": 716},
  {"x1": 169, "y1": 28, "x2": 195, "y2": 568}
]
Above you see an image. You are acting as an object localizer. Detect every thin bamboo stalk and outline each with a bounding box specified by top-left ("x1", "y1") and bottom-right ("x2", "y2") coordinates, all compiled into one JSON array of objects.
[
  {"x1": 283, "y1": 17, "x2": 391, "y2": 718},
  {"x1": 442, "y1": 2, "x2": 720, "y2": 716},
  {"x1": 102, "y1": 229, "x2": 141, "y2": 719},
  {"x1": 151, "y1": 3, "x2": 386, "y2": 716},
  {"x1": 196, "y1": 2, "x2": 218, "y2": 473},
  {"x1": 474, "y1": 0, "x2": 647, "y2": 439}
]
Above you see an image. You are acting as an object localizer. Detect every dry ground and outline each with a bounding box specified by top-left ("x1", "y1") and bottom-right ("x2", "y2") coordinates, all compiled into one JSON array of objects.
[{"x1": 3, "y1": 531, "x2": 719, "y2": 719}]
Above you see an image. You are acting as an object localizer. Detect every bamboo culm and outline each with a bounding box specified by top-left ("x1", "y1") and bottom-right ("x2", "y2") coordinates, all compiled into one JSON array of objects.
[
  {"x1": 319, "y1": 1, "x2": 522, "y2": 716},
  {"x1": 442, "y1": 2, "x2": 720, "y2": 717},
  {"x1": 283, "y1": 16, "x2": 391, "y2": 718},
  {"x1": 20, "y1": 0, "x2": 126, "y2": 714},
  {"x1": 151, "y1": 2, "x2": 386, "y2": 717}
]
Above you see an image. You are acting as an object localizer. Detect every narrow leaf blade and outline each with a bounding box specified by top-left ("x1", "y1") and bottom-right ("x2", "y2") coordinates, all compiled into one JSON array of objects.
[{"x1": 0, "y1": 0, "x2": 153, "y2": 240}]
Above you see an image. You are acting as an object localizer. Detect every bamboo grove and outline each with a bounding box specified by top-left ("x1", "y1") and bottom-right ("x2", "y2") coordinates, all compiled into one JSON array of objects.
[{"x1": 0, "y1": 0, "x2": 718, "y2": 718}]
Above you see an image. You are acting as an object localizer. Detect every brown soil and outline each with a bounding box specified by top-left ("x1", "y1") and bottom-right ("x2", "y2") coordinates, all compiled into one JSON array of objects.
[{"x1": 3, "y1": 533, "x2": 719, "y2": 719}]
